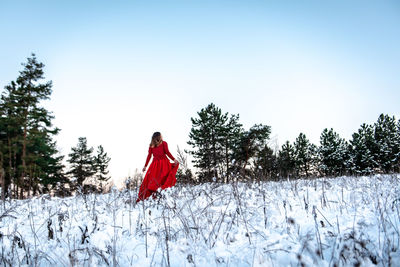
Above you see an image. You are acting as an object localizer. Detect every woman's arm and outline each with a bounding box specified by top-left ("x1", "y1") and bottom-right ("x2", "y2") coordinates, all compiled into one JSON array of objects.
[{"x1": 143, "y1": 147, "x2": 152, "y2": 171}]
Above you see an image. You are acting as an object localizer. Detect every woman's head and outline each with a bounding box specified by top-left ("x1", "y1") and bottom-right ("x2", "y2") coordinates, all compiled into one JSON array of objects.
[{"x1": 150, "y1": 132, "x2": 163, "y2": 147}]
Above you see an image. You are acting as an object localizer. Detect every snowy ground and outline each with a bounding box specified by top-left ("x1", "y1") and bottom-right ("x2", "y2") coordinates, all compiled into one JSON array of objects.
[{"x1": 1, "y1": 175, "x2": 399, "y2": 266}]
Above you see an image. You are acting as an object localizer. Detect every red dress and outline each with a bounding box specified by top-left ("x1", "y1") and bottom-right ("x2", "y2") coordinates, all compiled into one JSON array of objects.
[{"x1": 136, "y1": 141, "x2": 179, "y2": 202}]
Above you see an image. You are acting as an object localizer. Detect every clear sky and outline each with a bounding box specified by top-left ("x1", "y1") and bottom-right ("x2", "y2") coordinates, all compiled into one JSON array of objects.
[{"x1": 1, "y1": 0, "x2": 399, "y2": 185}]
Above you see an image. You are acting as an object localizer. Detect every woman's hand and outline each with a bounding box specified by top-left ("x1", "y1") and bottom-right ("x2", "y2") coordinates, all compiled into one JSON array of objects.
[
  {"x1": 142, "y1": 166, "x2": 146, "y2": 172},
  {"x1": 173, "y1": 159, "x2": 178, "y2": 166}
]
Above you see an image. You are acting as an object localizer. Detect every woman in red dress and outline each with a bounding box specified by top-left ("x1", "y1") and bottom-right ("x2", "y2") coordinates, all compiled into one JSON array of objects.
[{"x1": 136, "y1": 132, "x2": 179, "y2": 202}]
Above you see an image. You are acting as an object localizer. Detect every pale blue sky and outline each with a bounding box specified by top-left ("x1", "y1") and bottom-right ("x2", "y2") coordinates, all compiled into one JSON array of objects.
[{"x1": 1, "y1": 0, "x2": 399, "y2": 184}]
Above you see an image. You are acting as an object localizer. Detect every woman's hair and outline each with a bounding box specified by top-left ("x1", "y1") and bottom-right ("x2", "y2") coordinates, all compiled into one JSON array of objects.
[{"x1": 150, "y1": 132, "x2": 162, "y2": 147}]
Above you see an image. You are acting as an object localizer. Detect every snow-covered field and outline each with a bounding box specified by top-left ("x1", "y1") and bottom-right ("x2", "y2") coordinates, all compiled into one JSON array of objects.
[{"x1": 1, "y1": 175, "x2": 399, "y2": 266}]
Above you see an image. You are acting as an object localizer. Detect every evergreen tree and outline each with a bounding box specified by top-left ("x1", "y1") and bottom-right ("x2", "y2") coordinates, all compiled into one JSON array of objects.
[
  {"x1": 318, "y1": 128, "x2": 351, "y2": 176},
  {"x1": 293, "y1": 133, "x2": 316, "y2": 177},
  {"x1": 0, "y1": 54, "x2": 64, "y2": 198},
  {"x1": 0, "y1": 89, "x2": 21, "y2": 198},
  {"x1": 0, "y1": 114, "x2": 6, "y2": 200},
  {"x1": 350, "y1": 123, "x2": 377, "y2": 174},
  {"x1": 221, "y1": 114, "x2": 242, "y2": 181},
  {"x1": 398, "y1": 119, "x2": 400, "y2": 172},
  {"x1": 27, "y1": 127, "x2": 65, "y2": 194},
  {"x1": 67, "y1": 137, "x2": 95, "y2": 187},
  {"x1": 234, "y1": 124, "x2": 271, "y2": 178},
  {"x1": 187, "y1": 103, "x2": 234, "y2": 182},
  {"x1": 373, "y1": 114, "x2": 400, "y2": 173},
  {"x1": 94, "y1": 145, "x2": 111, "y2": 189},
  {"x1": 176, "y1": 168, "x2": 194, "y2": 184},
  {"x1": 176, "y1": 146, "x2": 195, "y2": 184},
  {"x1": 187, "y1": 103, "x2": 270, "y2": 182},
  {"x1": 278, "y1": 141, "x2": 296, "y2": 178},
  {"x1": 15, "y1": 55, "x2": 53, "y2": 196},
  {"x1": 253, "y1": 145, "x2": 278, "y2": 180}
]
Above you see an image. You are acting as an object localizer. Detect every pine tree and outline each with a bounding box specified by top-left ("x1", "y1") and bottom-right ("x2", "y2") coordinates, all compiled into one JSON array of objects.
[
  {"x1": 373, "y1": 114, "x2": 400, "y2": 173},
  {"x1": 67, "y1": 137, "x2": 95, "y2": 187},
  {"x1": 318, "y1": 128, "x2": 351, "y2": 176},
  {"x1": 176, "y1": 168, "x2": 194, "y2": 184},
  {"x1": 27, "y1": 127, "x2": 65, "y2": 194},
  {"x1": 15, "y1": 55, "x2": 53, "y2": 196},
  {"x1": 0, "y1": 54, "x2": 64, "y2": 198},
  {"x1": 221, "y1": 114, "x2": 242, "y2": 181},
  {"x1": 187, "y1": 103, "x2": 270, "y2": 182},
  {"x1": 293, "y1": 133, "x2": 316, "y2": 177},
  {"x1": 0, "y1": 88, "x2": 21, "y2": 198},
  {"x1": 187, "y1": 103, "x2": 234, "y2": 182},
  {"x1": 94, "y1": 145, "x2": 111, "y2": 190},
  {"x1": 253, "y1": 145, "x2": 278, "y2": 180},
  {"x1": 397, "y1": 119, "x2": 400, "y2": 172},
  {"x1": 0, "y1": 114, "x2": 6, "y2": 200},
  {"x1": 234, "y1": 124, "x2": 271, "y2": 179},
  {"x1": 278, "y1": 141, "x2": 296, "y2": 178},
  {"x1": 350, "y1": 123, "x2": 377, "y2": 175},
  {"x1": 176, "y1": 146, "x2": 194, "y2": 184}
]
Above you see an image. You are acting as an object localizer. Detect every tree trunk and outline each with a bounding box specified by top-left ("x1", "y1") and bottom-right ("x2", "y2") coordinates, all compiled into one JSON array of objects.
[
  {"x1": 21, "y1": 86, "x2": 32, "y2": 199},
  {"x1": 0, "y1": 149, "x2": 4, "y2": 202},
  {"x1": 212, "y1": 131, "x2": 217, "y2": 181},
  {"x1": 3, "y1": 170, "x2": 10, "y2": 201},
  {"x1": 225, "y1": 139, "x2": 229, "y2": 183},
  {"x1": 19, "y1": 186, "x2": 23, "y2": 199},
  {"x1": 7, "y1": 137, "x2": 12, "y2": 198},
  {"x1": 305, "y1": 161, "x2": 309, "y2": 177},
  {"x1": 0, "y1": 167, "x2": 5, "y2": 202},
  {"x1": 13, "y1": 144, "x2": 18, "y2": 198},
  {"x1": 21, "y1": 110, "x2": 28, "y2": 198}
]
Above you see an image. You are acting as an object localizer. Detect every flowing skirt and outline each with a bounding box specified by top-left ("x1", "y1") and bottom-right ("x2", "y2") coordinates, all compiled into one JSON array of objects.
[{"x1": 136, "y1": 158, "x2": 179, "y2": 202}]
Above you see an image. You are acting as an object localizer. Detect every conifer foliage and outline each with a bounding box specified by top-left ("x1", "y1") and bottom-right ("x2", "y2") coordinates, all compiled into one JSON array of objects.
[
  {"x1": 187, "y1": 103, "x2": 273, "y2": 182},
  {"x1": 254, "y1": 145, "x2": 278, "y2": 180},
  {"x1": 68, "y1": 137, "x2": 96, "y2": 187},
  {"x1": 373, "y1": 114, "x2": 400, "y2": 173},
  {"x1": 293, "y1": 133, "x2": 317, "y2": 177},
  {"x1": 187, "y1": 103, "x2": 238, "y2": 182},
  {"x1": 94, "y1": 145, "x2": 111, "y2": 185},
  {"x1": 350, "y1": 124, "x2": 378, "y2": 174},
  {"x1": 2, "y1": 55, "x2": 400, "y2": 198},
  {"x1": 235, "y1": 124, "x2": 271, "y2": 176},
  {"x1": 0, "y1": 55, "x2": 113, "y2": 198},
  {"x1": 278, "y1": 141, "x2": 296, "y2": 178},
  {"x1": 67, "y1": 138, "x2": 111, "y2": 190},
  {"x1": 319, "y1": 128, "x2": 351, "y2": 176},
  {"x1": 188, "y1": 103, "x2": 400, "y2": 182},
  {"x1": 0, "y1": 54, "x2": 65, "y2": 198}
]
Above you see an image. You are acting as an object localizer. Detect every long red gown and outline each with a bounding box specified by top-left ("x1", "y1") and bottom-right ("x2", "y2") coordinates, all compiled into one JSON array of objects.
[{"x1": 136, "y1": 141, "x2": 179, "y2": 202}]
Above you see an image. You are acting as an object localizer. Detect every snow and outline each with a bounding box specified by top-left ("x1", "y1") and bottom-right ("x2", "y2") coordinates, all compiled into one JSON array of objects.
[{"x1": 1, "y1": 174, "x2": 399, "y2": 266}]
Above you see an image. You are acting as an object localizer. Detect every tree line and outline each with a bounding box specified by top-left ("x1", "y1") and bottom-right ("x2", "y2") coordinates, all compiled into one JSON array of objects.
[
  {"x1": 0, "y1": 55, "x2": 111, "y2": 199},
  {"x1": 1, "y1": 55, "x2": 399, "y2": 198},
  {"x1": 185, "y1": 103, "x2": 400, "y2": 183}
]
